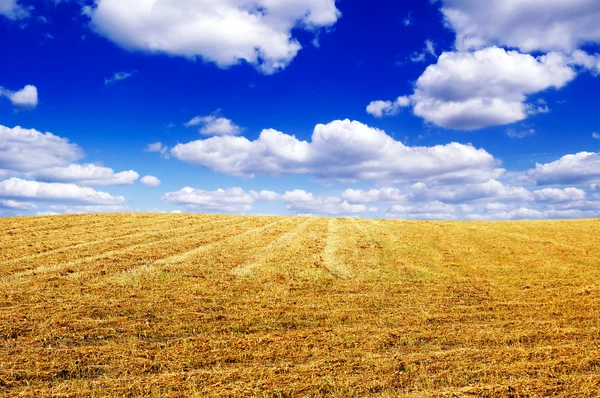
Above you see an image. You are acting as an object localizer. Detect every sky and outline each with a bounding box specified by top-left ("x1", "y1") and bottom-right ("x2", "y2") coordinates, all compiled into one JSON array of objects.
[{"x1": 1, "y1": 0, "x2": 599, "y2": 220}]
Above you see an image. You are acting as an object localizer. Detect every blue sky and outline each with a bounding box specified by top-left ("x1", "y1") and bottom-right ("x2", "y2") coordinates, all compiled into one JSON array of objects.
[{"x1": 1, "y1": 0, "x2": 599, "y2": 219}]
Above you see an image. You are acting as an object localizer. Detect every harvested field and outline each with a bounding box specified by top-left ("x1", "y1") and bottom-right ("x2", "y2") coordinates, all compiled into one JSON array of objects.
[{"x1": 1, "y1": 213, "x2": 600, "y2": 397}]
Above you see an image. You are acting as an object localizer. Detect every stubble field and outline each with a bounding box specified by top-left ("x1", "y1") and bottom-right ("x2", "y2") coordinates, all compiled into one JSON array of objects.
[{"x1": 1, "y1": 213, "x2": 599, "y2": 397}]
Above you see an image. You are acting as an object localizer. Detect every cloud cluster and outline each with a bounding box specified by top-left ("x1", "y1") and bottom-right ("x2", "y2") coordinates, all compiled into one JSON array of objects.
[
  {"x1": 87, "y1": 0, "x2": 341, "y2": 74},
  {"x1": 161, "y1": 186, "x2": 374, "y2": 216},
  {"x1": 368, "y1": 1, "x2": 600, "y2": 130},
  {"x1": 0, "y1": 85, "x2": 38, "y2": 108},
  {"x1": 161, "y1": 176, "x2": 599, "y2": 219},
  {"x1": 172, "y1": 119, "x2": 502, "y2": 182},
  {"x1": 0, "y1": 125, "x2": 140, "y2": 214}
]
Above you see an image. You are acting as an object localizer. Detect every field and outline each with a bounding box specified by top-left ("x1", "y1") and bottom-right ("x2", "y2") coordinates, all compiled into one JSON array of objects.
[{"x1": 1, "y1": 214, "x2": 599, "y2": 397}]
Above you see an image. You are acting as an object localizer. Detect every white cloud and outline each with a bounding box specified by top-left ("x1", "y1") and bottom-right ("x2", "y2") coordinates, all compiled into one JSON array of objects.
[
  {"x1": 87, "y1": 0, "x2": 341, "y2": 74},
  {"x1": 105, "y1": 71, "x2": 134, "y2": 85},
  {"x1": 282, "y1": 189, "x2": 368, "y2": 215},
  {"x1": 593, "y1": 132, "x2": 600, "y2": 139},
  {"x1": 162, "y1": 187, "x2": 255, "y2": 213},
  {"x1": 476, "y1": 207, "x2": 546, "y2": 220},
  {"x1": 410, "y1": 48, "x2": 576, "y2": 130},
  {"x1": 526, "y1": 152, "x2": 600, "y2": 185},
  {"x1": 591, "y1": 184, "x2": 599, "y2": 191},
  {"x1": 35, "y1": 211, "x2": 60, "y2": 217},
  {"x1": 410, "y1": 40, "x2": 437, "y2": 63},
  {"x1": 145, "y1": 142, "x2": 169, "y2": 159},
  {"x1": 0, "y1": 85, "x2": 38, "y2": 108},
  {"x1": 0, "y1": 178, "x2": 125, "y2": 205},
  {"x1": 0, "y1": 199, "x2": 37, "y2": 210},
  {"x1": 387, "y1": 201, "x2": 469, "y2": 220},
  {"x1": 369, "y1": 1, "x2": 600, "y2": 132},
  {"x1": 425, "y1": 40, "x2": 436, "y2": 57},
  {"x1": 342, "y1": 187, "x2": 406, "y2": 203},
  {"x1": 506, "y1": 128, "x2": 536, "y2": 138},
  {"x1": 141, "y1": 175, "x2": 161, "y2": 187},
  {"x1": 250, "y1": 190, "x2": 280, "y2": 201},
  {"x1": 533, "y1": 187, "x2": 586, "y2": 202},
  {"x1": 172, "y1": 119, "x2": 502, "y2": 183},
  {"x1": 0, "y1": 124, "x2": 83, "y2": 172},
  {"x1": 410, "y1": 52, "x2": 426, "y2": 63},
  {"x1": 570, "y1": 50, "x2": 600, "y2": 75},
  {"x1": 440, "y1": 0, "x2": 600, "y2": 53},
  {"x1": 486, "y1": 202, "x2": 508, "y2": 212},
  {"x1": 33, "y1": 164, "x2": 139, "y2": 186},
  {"x1": 409, "y1": 179, "x2": 534, "y2": 203},
  {"x1": 366, "y1": 96, "x2": 411, "y2": 117},
  {"x1": 49, "y1": 204, "x2": 128, "y2": 214},
  {"x1": 0, "y1": 0, "x2": 28, "y2": 20},
  {"x1": 185, "y1": 115, "x2": 242, "y2": 136}
]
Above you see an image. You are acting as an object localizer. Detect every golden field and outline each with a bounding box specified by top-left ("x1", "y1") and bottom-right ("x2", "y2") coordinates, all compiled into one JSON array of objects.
[{"x1": 1, "y1": 213, "x2": 599, "y2": 397}]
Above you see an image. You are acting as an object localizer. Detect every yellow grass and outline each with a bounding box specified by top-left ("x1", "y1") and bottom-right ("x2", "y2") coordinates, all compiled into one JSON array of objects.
[{"x1": 1, "y1": 213, "x2": 599, "y2": 397}]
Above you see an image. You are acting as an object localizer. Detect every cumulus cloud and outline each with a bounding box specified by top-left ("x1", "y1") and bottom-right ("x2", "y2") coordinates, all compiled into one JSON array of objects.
[
  {"x1": 87, "y1": 0, "x2": 341, "y2": 74},
  {"x1": 0, "y1": 178, "x2": 125, "y2": 205},
  {"x1": 439, "y1": 0, "x2": 600, "y2": 53},
  {"x1": 366, "y1": 96, "x2": 411, "y2": 117},
  {"x1": 593, "y1": 132, "x2": 600, "y2": 140},
  {"x1": 410, "y1": 48, "x2": 576, "y2": 130},
  {"x1": 141, "y1": 175, "x2": 161, "y2": 187},
  {"x1": 0, "y1": 85, "x2": 38, "y2": 108},
  {"x1": 33, "y1": 164, "x2": 139, "y2": 186},
  {"x1": 172, "y1": 119, "x2": 502, "y2": 183},
  {"x1": 0, "y1": 124, "x2": 83, "y2": 173},
  {"x1": 145, "y1": 142, "x2": 169, "y2": 159},
  {"x1": 526, "y1": 152, "x2": 600, "y2": 185},
  {"x1": 185, "y1": 115, "x2": 243, "y2": 136},
  {"x1": 104, "y1": 71, "x2": 134, "y2": 85},
  {"x1": 0, "y1": 0, "x2": 28, "y2": 20}
]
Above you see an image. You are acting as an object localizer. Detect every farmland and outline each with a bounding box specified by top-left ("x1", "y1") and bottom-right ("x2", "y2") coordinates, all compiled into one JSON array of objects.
[{"x1": 1, "y1": 213, "x2": 600, "y2": 397}]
